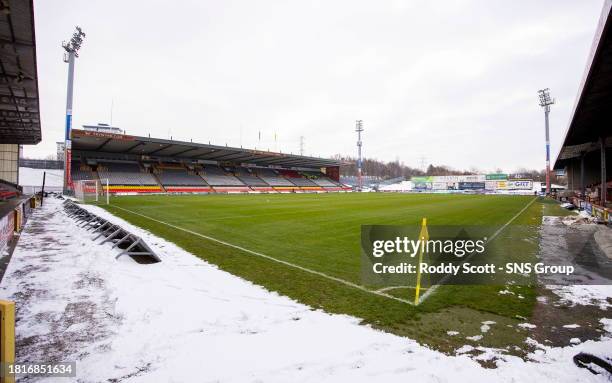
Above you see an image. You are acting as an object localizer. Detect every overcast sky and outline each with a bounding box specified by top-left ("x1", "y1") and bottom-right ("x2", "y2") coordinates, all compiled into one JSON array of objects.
[{"x1": 26, "y1": 0, "x2": 604, "y2": 172}]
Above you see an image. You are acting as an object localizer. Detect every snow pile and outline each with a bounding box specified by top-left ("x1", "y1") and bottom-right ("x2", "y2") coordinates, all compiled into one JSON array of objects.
[
  {"x1": 549, "y1": 285, "x2": 612, "y2": 310},
  {"x1": 379, "y1": 181, "x2": 413, "y2": 192},
  {"x1": 532, "y1": 182, "x2": 543, "y2": 193},
  {"x1": 480, "y1": 321, "x2": 496, "y2": 333},
  {"x1": 563, "y1": 324, "x2": 581, "y2": 329},
  {"x1": 0, "y1": 198, "x2": 610, "y2": 382}
]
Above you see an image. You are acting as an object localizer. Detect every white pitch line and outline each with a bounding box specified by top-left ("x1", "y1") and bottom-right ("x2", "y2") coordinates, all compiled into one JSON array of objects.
[
  {"x1": 417, "y1": 196, "x2": 539, "y2": 304},
  {"x1": 108, "y1": 204, "x2": 415, "y2": 306},
  {"x1": 377, "y1": 285, "x2": 428, "y2": 293}
]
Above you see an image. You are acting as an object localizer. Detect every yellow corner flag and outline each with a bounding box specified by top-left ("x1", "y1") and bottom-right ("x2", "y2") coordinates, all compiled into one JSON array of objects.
[{"x1": 414, "y1": 218, "x2": 429, "y2": 305}]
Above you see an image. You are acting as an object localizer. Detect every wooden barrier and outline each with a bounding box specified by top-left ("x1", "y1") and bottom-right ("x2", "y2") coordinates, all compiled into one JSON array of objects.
[{"x1": 0, "y1": 300, "x2": 15, "y2": 383}]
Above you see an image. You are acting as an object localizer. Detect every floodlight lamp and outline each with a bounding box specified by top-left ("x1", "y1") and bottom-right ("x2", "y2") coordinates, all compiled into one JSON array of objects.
[
  {"x1": 538, "y1": 88, "x2": 554, "y2": 107},
  {"x1": 62, "y1": 26, "x2": 86, "y2": 56},
  {"x1": 355, "y1": 120, "x2": 364, "y2": 132}
]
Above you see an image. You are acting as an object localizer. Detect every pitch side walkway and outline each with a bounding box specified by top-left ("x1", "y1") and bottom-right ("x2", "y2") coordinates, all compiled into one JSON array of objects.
[{"x1": 0, "y1": 197, "x2": 608, "y2": 382}]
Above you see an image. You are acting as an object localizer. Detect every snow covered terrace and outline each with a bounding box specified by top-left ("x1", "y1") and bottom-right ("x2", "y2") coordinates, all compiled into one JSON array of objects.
[{"x1": 0, "y1": 196, "x2": 610, "y2": 382}]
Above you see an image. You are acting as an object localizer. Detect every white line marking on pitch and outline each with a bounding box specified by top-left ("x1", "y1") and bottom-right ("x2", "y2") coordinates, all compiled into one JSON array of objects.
[
  {"x1": 108, "y1": 204, "x2": 415, "y2": 306},
  {"x1": 417, "y1": 196, "x2": 539, "y2": 303},
  {"x1": 109, "y1": 196, "x2": 537, "y2": 306}
]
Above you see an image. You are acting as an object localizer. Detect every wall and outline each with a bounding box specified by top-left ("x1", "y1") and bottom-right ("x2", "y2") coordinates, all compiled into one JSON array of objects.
[
  {"x1": 324, "y1": 166, "x2": 340, "y2": 182},
  {"x1": 0, "y1": 144, "x2": 19, "y2": 184}
]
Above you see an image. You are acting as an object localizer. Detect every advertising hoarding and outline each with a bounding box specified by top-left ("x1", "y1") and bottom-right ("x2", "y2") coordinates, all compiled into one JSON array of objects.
[
  {"x1": 432, "y1": 182, "x2": 447, "y2": 190},
  {"x1": 414, "y1": 182, "x2": 432, "y2": 190},
  {"x1": 486, "y1": 174, "x2": 508, "y2": 180},
  {"x1": 506, "y1": 180, "x2": 533, "y2": 190},
  {"x1": 0, "y1": 213, "x2": 15, "y2": 253},
  {"x1": 458, "y1": 182, "x2": 485, "y2": 190},
  {"x1": 411, "y1": 176, "x2": 433, "y2": 183}
]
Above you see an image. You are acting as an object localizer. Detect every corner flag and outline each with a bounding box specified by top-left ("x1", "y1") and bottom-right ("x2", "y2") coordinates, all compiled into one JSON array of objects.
[{"x1": 414, "y1": 217, "x2": 429, "y2": 305}]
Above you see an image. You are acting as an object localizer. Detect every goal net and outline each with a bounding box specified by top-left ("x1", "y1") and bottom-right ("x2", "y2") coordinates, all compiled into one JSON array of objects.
[{"x1": 74, "y1": 179, "x2": 109, "y2": 204}]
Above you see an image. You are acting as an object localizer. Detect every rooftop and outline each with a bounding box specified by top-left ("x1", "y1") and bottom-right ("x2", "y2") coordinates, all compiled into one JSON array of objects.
[
  {"x1": 554, "y1": 0, "x2": 612, "y2": 169},
  {"x1": 71, "y1": 128, "x2": 344, "y2": 169},
  {"x1": 0, "y1": 0, "x2": 40, "y2": 145}
]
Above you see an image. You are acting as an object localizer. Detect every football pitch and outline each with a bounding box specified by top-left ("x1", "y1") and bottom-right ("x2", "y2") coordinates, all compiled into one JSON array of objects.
[{"x1": 99, "y1": 193, "x2": 557, "y2": 353}]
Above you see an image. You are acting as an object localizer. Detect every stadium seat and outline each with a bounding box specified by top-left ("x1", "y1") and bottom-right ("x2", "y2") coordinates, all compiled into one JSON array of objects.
[
  {"x1": 71, "y1": 162, "x2": 95, "y2": 181},
  {"x1": 157, "y1": 167, "x2": 208, "y2": 187},
  {"x1": 0, "y1": 184, "x2": 18, "y2": 200},
  {"x1": 97, "y1": 161, "x2": 159, "y2": 186},
  {"x1": 313, "y1": 178, "x2": 339, "y2": 187},
  {"x1": 286, "y1": 177, "x2": 317, "y2": 187},
  {"x1": 255, "y1": 168, "x2": 296, "y2": 187},
  {"x1": 201, "y1": 165, "x2": 246, "y2": 186},
  {"x1": 302, "y1": 171, "x2": 341, "y2": 188}
]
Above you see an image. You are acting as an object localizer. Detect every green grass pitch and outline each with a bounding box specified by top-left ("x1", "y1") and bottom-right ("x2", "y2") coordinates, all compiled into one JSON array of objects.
[{"x1": 99, "y1": 193, "x2": 560, "y2": 354}]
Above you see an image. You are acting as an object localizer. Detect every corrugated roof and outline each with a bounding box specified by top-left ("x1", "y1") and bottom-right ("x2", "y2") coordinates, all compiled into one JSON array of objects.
[
  {"x1": 71, "y1": 129, "x2": 344, "y2": 168},
  {"x1": 0, "y1": 0, "x2": 40, "y2": 144},
  {"x1": 554, "y1": 0, "x2": 612, "y2": 168}
]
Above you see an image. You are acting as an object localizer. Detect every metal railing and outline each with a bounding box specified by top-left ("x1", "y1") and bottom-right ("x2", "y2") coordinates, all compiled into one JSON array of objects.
[{"x1": 63, "y1": 200, "x2": 160, "y2": 263}]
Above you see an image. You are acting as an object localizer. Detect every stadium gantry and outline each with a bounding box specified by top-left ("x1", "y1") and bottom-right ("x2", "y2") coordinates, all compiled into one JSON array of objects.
[{"x1": 68, "y1": 128, "x2": 351, "y2": 195}]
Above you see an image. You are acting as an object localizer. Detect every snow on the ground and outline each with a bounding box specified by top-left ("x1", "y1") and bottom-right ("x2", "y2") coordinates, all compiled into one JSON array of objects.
[
  {"x1": 563, "y1": 324, "x2": 581, "y2": 329},
  {"x1": 480, "y1": 321, "x2": 496, "y2": 333},
  {"x1": 379, "y1": 181, "x2": 413, "y2": 192},
  {"x1": 466, "y1": 335, "x2": 483, "y2": 341},
  {"x1": 549, "y1": 285, "x2": 612, "y2": 310},
  {"x1": 0, "y1": 197, "x2": 611, "y2": 382}
]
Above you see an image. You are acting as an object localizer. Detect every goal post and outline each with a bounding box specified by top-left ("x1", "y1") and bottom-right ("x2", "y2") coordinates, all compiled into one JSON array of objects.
[{"x1": 74, "y1": 179, "x2": 109, "y2": 204}]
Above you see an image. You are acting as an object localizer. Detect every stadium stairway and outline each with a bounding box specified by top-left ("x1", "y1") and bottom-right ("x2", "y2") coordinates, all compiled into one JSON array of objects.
[{"x1": 150, "y1": 171, "x2": 167, "y2": 193}]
